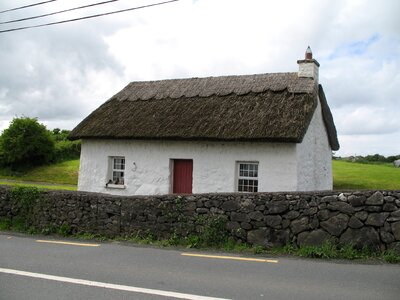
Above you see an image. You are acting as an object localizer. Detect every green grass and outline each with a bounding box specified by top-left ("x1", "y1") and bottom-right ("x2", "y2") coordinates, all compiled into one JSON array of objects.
[
  {"x1": 0, "y1": 181, "x2": 77, "y2": 191},
  {"x1": 333, "y1": 160, "x2": 400, "y2": 190},
  {"x1": 0, "y1": 159, "x2": 79, "y2": 185}
]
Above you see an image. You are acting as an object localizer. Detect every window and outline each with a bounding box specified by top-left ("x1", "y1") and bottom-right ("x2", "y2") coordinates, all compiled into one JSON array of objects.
[
  {"x1": 109, "y1": 157, "x2": 125, "y2": 185},
  {"x1": 237, "y1": 162, "x2": 258, "y2": 192}
]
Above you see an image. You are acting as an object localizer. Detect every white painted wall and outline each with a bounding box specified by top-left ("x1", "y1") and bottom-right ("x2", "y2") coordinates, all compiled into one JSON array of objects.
[
  {"x1": 78, "y1": 140, "x2": 298, "y2": 195},
  {"x1": 296, "y1": 97, "x2": 333, "y2": 191}
]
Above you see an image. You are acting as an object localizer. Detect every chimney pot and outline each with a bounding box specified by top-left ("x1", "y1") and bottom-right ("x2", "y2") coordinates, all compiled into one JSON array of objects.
[{"x1": 305, "y1": 46, "x2": 312, "y2": 59}]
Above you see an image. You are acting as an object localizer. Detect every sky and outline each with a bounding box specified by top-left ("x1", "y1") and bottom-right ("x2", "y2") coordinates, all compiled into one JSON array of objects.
[{"x1": 0, "y1": 0, "x2": 399, "y2": 157}]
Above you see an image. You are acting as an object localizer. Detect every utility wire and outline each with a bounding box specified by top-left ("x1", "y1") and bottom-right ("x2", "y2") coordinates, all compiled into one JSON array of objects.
[
  {"x1": 0, "y1": 0, "x2": 58, "y2": 14},
  {"x1": 0, "y1": 0, "x2": 179, "y2": 34},
  {"x1": 1, "y1": 0, "x2": 121, "y2": 25}
]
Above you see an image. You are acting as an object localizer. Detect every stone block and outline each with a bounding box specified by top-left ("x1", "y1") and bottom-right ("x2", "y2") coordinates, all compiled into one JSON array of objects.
[
  {"x1": 265, "y1": 215, "x2": 282, "y2": 228},
  {"x1": 383, "y1": 203, "x2": 397, "y2": 212},
  {"x1": 284, "y1": 210, "x2": 300, "y2": 220},
  {"x1": 365, "y1": 206, "x2": 382, "y2": 212},
  {"x1": 290, "y1": 217, "x2": 309, "y2": 234},
  {"x1": 282, "y1": 219, "x2": 290, "y2": 229},
  {"x1": 365, "y1": 191, "x2": 384, "y2": 205},
  {"x1": 392, "y1": 222, "x2": 400, "y2": 240},
  {"x1": 269, "y1": 229, "x2": 290, "y2": 248},
  {"x1": 327, "y1": 202, "x2": 355, "y2": 214},
  {"x1": 348, "y1": 195, "x2": 366, "y2": 207},
  {"x1": 354, "y1": 211, "x2": 368, "y2": 221},
  {"x1": 317, "y1": 209, "x2": 338, "y2": 221},
  {"x1": 184, "y1": 201, "x2": 197, "y2": 211},
  {"x1": 320, "y1": 214, "x2": 349, "y2": 236},
  {"x1": 247, "y1": 228, "x2": 270, "y2": 247},
  {"x1": 380, "y1": 231, "x2": 395, "y2": 244},
  {"x1": 387, "y1": 242, "x2": 400, "y2": 255},
  {"x1": 338, "y1": 193, "x2": 347, "y2": 202},
  {"x1": 230, "y1": 212, "x2": 250, "y2": 223},
  {"x1": 390, "y1": 210, "x2": 400, "y2": 217},
  {"x1": 240, "y1": 222, "x2": 252, "y2": 230},
  {"x1": 267, "y1": 201, "x2": 289, "y2": 214},
  {"x1": 204, "y1": 200, "x2": 220, "y2": 208},
  {"x1": 239, "y1": 199, "x2": 256, "y2": 213},
  {"x1": 221, "y1": 200, "x2": 240, "y2": 211},
  {"x1": 235, "y1": 228, "x2": 247, "y2": 240},
  {"x1": 248, "y1": 211, "x2": 264, "y2": 221},
  {"x1": 340, "y1": 227, "x2": 381, "y2": 250},
  {"x1": 226, "y1": 221, "x2": 240, "y2": 231},
  {"x1": 297, "y1": 229, "x2": 331, "y2": 247},
  {"x1": 365, "y1": 213, "x2": 389, "y2": 227},
  {"x1": 196, "y1": 208, "x2": 209, "y2": 214},
  {"x1": 255, "y1": 205, "x2": 265, "y2": 211},
  {"x1": 384, "y1": 196, "x2": 395, "y2": 203},
  {"x1": 303, "y1": 207, "x2": 318, "y2": 216},
  {"x1": 310, "y1": 216, "x2": 319, "y2": 229},
  {"x1": 348, "y1": 216, "x2": 364, "y2": 229},
  {"x1": 321, "y1": 196, "x2": 337, "y2": 203}
]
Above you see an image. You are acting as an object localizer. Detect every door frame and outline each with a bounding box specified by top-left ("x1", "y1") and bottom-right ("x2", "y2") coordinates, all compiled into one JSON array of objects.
[{"x1": 170, "y1": 159, "x2": 193, "y2": 194}]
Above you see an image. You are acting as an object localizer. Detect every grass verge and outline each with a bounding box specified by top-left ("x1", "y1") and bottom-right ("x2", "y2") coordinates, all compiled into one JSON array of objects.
[
  {"x1": 0, "y1": 159, "x2": 79, "y2": 185},
  {"x1": 0, "y1": 181, "x2": 77, "y2": 191},
  {"x1": 333, "y1": 160, "x2": 400, "y2": 190}
]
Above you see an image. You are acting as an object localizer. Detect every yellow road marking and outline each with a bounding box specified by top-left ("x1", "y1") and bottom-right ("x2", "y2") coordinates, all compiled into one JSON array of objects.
[
  {"x1": 181, "y1": 253, "x2": 278, "y2": 263},
  {"x1": 36, "y1": 240, "x2": 99, "y2": 247}
]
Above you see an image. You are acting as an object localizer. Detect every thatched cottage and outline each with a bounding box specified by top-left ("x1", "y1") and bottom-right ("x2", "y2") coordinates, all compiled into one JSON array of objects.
[{"x1": 69, "y1": 48, "x2": 339, "y2": 195}]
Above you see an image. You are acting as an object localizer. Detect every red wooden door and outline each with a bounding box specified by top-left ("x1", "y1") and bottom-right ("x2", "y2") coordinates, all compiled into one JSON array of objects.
[{"x1": 173, "y1": 159, "x2": 193, "y2": 194}]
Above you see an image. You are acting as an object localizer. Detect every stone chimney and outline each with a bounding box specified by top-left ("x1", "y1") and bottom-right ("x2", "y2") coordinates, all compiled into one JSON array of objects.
[{"x1": 297, "y1": 46, "x2": 319, "y2": 82}]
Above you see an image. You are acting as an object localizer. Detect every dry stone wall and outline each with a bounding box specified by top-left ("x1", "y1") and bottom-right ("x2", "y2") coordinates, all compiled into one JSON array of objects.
[{"x1": 0, "y1": 186, "x2": 399, "y2": 252}]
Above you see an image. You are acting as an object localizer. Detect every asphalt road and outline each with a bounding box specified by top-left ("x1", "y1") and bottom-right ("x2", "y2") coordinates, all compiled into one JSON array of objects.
[{"x1": 0, "y1": 233, "x2": 399, "y2": 300}]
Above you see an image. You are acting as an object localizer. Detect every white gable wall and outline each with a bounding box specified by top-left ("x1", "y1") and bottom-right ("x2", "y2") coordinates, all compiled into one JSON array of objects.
[
  {"x1": 78, "y1": 140, "x2": 298, "y2": 195},
  {"x1": 296, "y1": 97, "x2": 333, "y2": 191}
]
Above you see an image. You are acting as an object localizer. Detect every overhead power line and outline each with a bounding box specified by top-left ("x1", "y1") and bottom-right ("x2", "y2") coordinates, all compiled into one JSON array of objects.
[
  {"x1": 0, "y1": 0, "x2": 179, "y2": 34},
  {"x1": 0, "y1": 0, "x2": 121, "y2": 25},
  {"x1": 0, "y1": 0, "x2": 58, "y2": 14}
]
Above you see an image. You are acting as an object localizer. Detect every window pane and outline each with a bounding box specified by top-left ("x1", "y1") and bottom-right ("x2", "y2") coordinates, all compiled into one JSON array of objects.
[
  {"x1": 238, "y1": 162, "x2": 259, "y2": 192},
  {"x1": 113, "y1": 158, "x2": 125, "y2": 170},
  {"x1": 112, "y1": 171, "x2": 124, "y2": 184}
]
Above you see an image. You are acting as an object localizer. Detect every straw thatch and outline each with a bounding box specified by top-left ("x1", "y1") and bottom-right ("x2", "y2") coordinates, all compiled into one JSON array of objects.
[{"x1": 69, "y1": 72, "x2": 339, "y2": 150}]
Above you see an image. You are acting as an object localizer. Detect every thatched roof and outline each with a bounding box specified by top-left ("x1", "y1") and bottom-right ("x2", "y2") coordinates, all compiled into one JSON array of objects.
[{"x1": 69, "y1": 72, "x2": 339, "y2": 150}]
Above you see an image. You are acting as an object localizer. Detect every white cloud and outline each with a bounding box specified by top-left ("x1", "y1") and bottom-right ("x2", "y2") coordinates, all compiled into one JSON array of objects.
[
  {"x1": 0, "y1": 0, "x2": 399, "y2": 156},
  {"x1": 334, "y1": 106, "x2": 398, "y2": 135}
]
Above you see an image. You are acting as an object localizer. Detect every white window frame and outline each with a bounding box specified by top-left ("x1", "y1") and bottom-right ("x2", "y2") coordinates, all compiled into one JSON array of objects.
[
  {"x1": 106, "y1": 156, "x2": 126, "y2": 189},
  {"x1": 236, "y1": 161, "x2": 259, "y2": 192}
]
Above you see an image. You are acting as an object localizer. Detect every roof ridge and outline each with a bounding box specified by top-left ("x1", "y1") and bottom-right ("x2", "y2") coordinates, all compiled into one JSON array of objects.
[
  {"x1": 127, "y1": 72, "x2": 298, "y2": 84},
  {"x1": 112, "y1": 72, "x2": 315, "y2": 102}
]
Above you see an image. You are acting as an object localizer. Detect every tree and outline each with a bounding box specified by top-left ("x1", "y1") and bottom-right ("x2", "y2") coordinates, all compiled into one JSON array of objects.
[{"x1": 0, "y1": 117, "x2": 55, "y2": 169}]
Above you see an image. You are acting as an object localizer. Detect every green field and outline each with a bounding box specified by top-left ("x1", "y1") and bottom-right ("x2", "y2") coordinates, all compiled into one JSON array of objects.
[
  {"x1": 0, "y1": 159, "x2": 79, "y2": 189},
  {"x1": 333, "y1": 160, "x2": 400, "y2": 190},
  {"x1": 0, "y1": 159, "x2": 399, "y2": 191}
]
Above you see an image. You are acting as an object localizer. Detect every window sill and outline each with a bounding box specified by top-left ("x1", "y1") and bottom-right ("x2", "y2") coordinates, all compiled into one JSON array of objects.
[{"x1": 106, "y1": 184, "x2": 126, "y2": 189}]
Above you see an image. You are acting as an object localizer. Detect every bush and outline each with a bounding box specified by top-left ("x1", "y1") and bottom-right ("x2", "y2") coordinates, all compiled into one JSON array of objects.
[
  {"x1": 54, "y1": 140, "x2": 81, "y2": 162},
  {"x1": 0, "y1": 117, "x2": 55, "y2": 169},
  {"x1": 51, "y1": 128, "x2": 81, "y2": 162}
]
